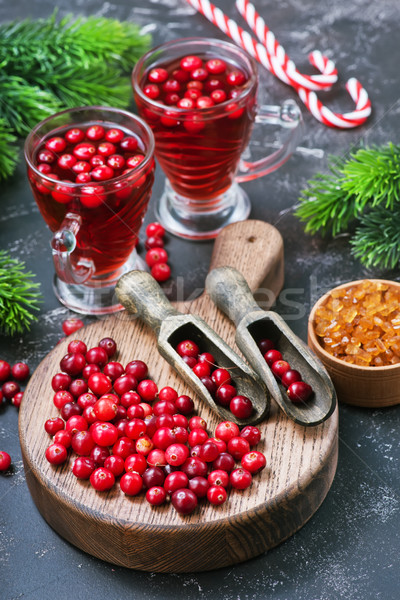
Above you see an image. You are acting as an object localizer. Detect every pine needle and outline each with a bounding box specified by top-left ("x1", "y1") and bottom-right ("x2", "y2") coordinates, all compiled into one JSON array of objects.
[
  {"x1": 351, "y1": 207, "x2": 400, "y2": 270},
  {"x1": 0, "y1": 118, "x2": 19, "y2": 180},
  {"x1": 0, "y1": 251, "x2": 42, "y2": 336}
]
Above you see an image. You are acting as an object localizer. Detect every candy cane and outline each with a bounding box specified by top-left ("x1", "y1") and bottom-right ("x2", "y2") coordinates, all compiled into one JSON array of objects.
[
  {"x1": 298, "y1": 78, "x2": 372, "y2": 128},
  {"x1": 186, "y1": 0, "x2": 372, "y2": 128},
  {"x1": 235, "y1": 0, "x2": 338, "y2": 91}
]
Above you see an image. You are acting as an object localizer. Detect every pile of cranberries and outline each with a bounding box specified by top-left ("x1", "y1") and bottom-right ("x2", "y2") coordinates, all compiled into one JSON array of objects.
[
  {"x1": 258, "y1": 338, "x2": 313, "y2": 404},
  {"x1": 141, "y1": 55, "x2": 249, "y2": 123},
  {"x1": 34, "y1": 124, "x2": 147, "y2": 207},
  {"x1": 45, "y1": 336, "x2": 266, "y2": 515},
  {"x1": 0, "y1": 358, "x2": 30, "y2": 472},
  {"x1": 175, "y1": 339, "x2": 254, "y2": 420}
]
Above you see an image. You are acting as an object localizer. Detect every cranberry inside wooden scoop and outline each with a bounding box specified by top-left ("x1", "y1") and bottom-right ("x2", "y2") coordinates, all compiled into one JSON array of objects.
[
  {"x1": 115, "y1": 270, "x2": 270, "y2": 426},
  {"x1": 206, "y1": 267, "x2": 337, "y2": 426}
]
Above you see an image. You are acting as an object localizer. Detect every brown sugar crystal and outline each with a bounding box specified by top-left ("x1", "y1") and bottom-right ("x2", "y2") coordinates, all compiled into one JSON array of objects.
[{"x1": 314, "y1": 280, "x2": 400, "y2": 366}]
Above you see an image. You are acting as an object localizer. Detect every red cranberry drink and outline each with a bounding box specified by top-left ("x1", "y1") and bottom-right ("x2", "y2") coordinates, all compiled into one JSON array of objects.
[
  {"x1": 24, "y1": 106, "x2": 155, "y2": 315},
  {"x1": 132, "y1": 38, "x2": 302, "y2": 239}
]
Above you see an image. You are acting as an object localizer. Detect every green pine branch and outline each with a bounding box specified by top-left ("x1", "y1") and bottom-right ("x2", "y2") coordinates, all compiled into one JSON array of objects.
[
  {"x1": 295, "y1": 143, "x2": 400, "y2": 270},
  {"x1": 350, "y1": 207, "x2": 400, "y2": 270},
  {"x1": 0, "y1": 11, "x2": 151, "y2": 180},
  {"x1": 0, "y1": 118, "x2": 19, "y2": 180},
  {"x1": 0, "y1": 251, "x2": 42, "y2": 336},
  {"x1": 295, "y1": 154, "x2": 357, "y2": 237}
]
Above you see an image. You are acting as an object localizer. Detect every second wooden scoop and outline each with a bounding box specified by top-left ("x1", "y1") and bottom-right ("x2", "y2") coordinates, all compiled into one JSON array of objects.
[
  {"x1": 206, "y1": 266, "x2": 337, "y2": 426},
  {"x1": 115, "y1": 270, "x2": 270, "y2": 425}
]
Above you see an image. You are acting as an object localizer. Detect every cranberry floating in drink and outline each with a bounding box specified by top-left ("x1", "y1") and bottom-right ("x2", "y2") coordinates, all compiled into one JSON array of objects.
[
  {"x1": 24, "y1": 106, "x2": 155, "y2": 315},
  {"x1": 132, "y1": 37, "x2": 302, "y2": 240}
]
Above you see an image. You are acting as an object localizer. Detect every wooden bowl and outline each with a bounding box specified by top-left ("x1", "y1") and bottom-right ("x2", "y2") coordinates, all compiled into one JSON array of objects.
[{"x1": 307, "y1": 279, "x2": 400, "y2": 408}]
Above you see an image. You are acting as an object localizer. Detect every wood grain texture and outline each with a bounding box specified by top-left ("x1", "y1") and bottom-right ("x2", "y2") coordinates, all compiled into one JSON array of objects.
[{"x1": 19, "y1": 220, "x2": 338, "y2": 572}]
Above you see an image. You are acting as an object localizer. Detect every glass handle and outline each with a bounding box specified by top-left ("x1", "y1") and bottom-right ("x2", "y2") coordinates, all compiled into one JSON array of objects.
[
  {"x1": 51, "y1": 213, "x2": 94, "y2": 285},
  {"x1": 236, "y1": 99, "x2": 303, "y2": 182}
]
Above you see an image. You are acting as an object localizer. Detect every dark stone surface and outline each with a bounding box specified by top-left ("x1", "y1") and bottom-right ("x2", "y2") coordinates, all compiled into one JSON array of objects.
[{"x1": 0, "y1": 1, "x2": 399, "y2": 598}]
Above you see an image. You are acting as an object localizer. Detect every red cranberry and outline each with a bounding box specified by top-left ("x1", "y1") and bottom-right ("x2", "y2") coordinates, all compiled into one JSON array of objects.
[
  {"x1": 0, "y1": 360, "x2": 11, "y2": 382},
  {"x1": 88, "y1": 372, "x2": 112, "y2": 396},
  {"x1": 137, "y1": 379, "x2": 158, "y2": 401},
  {"x1": 60, "y1": 352, "x2": 86, "y2": 376},
  {"x1": 103, "y1": 361, "x2": 125, "y2": 381},
  {"x1": 212, "y1": 452, "x2": 235, "y2": 473},
  {"x1": 215, "y1": 420, "x2": 240, "y2": 442},
  {"x1": 287, "y1": 381, "x2": 313, "y2": 403},
  {"x1": 90, "y1": 467, "x2": 115, "y2": 491},
  {"x1": 258, "y1": 338, "x2": 275, "y2": 353},
  {"x1": 229, "y1": 467, "x2": 252, "y2": 490},
  {"x1": 230, "y1": 395, "x2": 253, "y2": 419},
  {"x1": 113, "y1": 374, "x2": 138, "y2": 395},
  {"x1": 72, "y1": 456, "x2": 95, "y2": 479},
  {"x1": 146, "y1": 222, "x2": 166, "y2": 238},
  {"x1": 45, "y1": 136, "x2": 67, "y2": 153},
  {"x1": 151, "y1": 263, "x2": 171, "y2": 282},
  {"x1": 67, "y1": 339, "x2": 87, "y2": 355},
  {"x1": 174, "y1": 395, "x2": 194, "y2": 415},
  {"x1": 142, "y1": 466, "x2": 166, "y2": 488},
  {"x1": 90, "y1": 445, "x2": 111, "y2": 467},
  {"x1": 71, "y1": 430, "x2": 96, "y2": 456},
  {"x1": 271, "y1": 360, "x2": 291, "y2": 380},
  {"x1": 171, "y1": 488, "x2": 198, "y2": 514},
  {"x1": 52, "y1": 372, "x2": 72, "y2": 391},
  {"x1": 281, "y1": 369, "x2": 302, "y2": 388},
  {"x1": 120, "y1": 471, "x2": 143, "y2": 495},
  {"x1": 207, "y1": 485, "x2": 227, "y2": 506},
  {"x1": 125, "y1": 360, "x2": 148, "y2": 381},
  {"x1": 99, "y1": 338, "x2": 117, "y2": 358},
  {"x1": 241, "y1": 450, "x2": 266, "y2": 474},
  {"x1": 45, "y1": 443, "x2": 68, "y2": 466},
  {"x1": 164, "y1": 471, "x2": 189, "y2": 494},
  {"x1": 0, "y1": 451, "x2": 11, "y2": 471},
  {"x1": 44, "y1": 417, "x2": 65, "y2": 436},
  {"x1": 264, "y1": 349, "x2": 282, "y2": 366},
  {"x1": 176, "y1": 339, "x2": 199, "y2": 359},
  {"x1": 180, "y1": 55, "x2": 203, "y2": 71},
  {"x1": 188, "y1": 476, "x2": 210, "y2": 498},
  {"x1": 11, "y1": 362, "x2": 30, "y2": 381},
  {"x1": 211, "y1": 367, "x2": 231, "y2": 387},
  {"x1": 2, "y1": 381, "x2": 20, "y2": 400},
  {"x1": 227, "y1": 436, "x2": 250, "y2": 460},
  {"x1": 215, "y1": 383, "x2": 236, "y2": 406},
  {"x1": 240, "y1": 425, "x2": 261, "y2": 446},
  {"x1": 146, "y1": 486, "x2": 167, "y2": 506}
]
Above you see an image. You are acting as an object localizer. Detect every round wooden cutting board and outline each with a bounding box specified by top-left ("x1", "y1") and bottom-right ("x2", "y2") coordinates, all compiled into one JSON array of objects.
[{"x1": 19, "y1": 220, "x2": 338, "y2": 573}]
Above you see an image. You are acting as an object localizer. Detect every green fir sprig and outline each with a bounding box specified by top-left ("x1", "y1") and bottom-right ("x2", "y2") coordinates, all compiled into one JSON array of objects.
[
  {"x1": 0, "y1": 251, "x2": 42, "y2": 336},
  {"x1": 295, "y1": 143, "x2": 400, "y2": 270},
  {"x1": 0, "y1": 118, "x2": 19, "y2": 180},
  {"x1": 0, "y1": 11, "x2": 151, "y2": 180}
]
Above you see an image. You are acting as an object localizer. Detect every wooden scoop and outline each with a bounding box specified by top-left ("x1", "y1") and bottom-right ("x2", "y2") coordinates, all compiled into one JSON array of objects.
[
  {"x1": 206, "y1": 266, "x2": 337, "y2": 426},
  {"x1": 115, "y1": 270, "x2": 270, "y2": 425}
]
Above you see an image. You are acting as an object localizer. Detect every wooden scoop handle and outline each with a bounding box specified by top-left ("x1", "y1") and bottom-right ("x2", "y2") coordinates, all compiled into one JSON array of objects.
[
  {"x1": 115, "y1": 270, "x2": 179, "y2": 335},
  {"x1": 206, "y1": 266, "x2": 262, "y2": 326}
]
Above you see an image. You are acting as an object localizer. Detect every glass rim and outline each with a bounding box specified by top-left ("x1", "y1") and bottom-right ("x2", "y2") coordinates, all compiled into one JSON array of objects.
[
  {"x1": 131, "y1": 36, "x2": 258, "y2": 118},
  {"x1": 24, "y1": 105, "x2": 155, "y2": 189}
]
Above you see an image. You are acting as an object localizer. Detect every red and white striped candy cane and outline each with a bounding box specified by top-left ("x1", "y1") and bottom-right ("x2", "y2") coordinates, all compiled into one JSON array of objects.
[
  {"x1": 185, "y1": 0, "x2": 372, "y2": 128},
  {"x1": 298, "y1": 78, "x2": 372, "y2": 128},
  {"x1": 235, "y1": 0, "x2": 338, "y2": 91}
]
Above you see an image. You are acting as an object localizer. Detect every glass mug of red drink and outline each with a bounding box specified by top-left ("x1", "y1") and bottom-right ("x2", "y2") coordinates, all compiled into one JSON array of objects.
[
  {"x1": 132, "y1": 37, "x2": 302, "y2": 240},
  {"x1": 24, "y1": 106, "x2": 155, "y2": 315}
]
